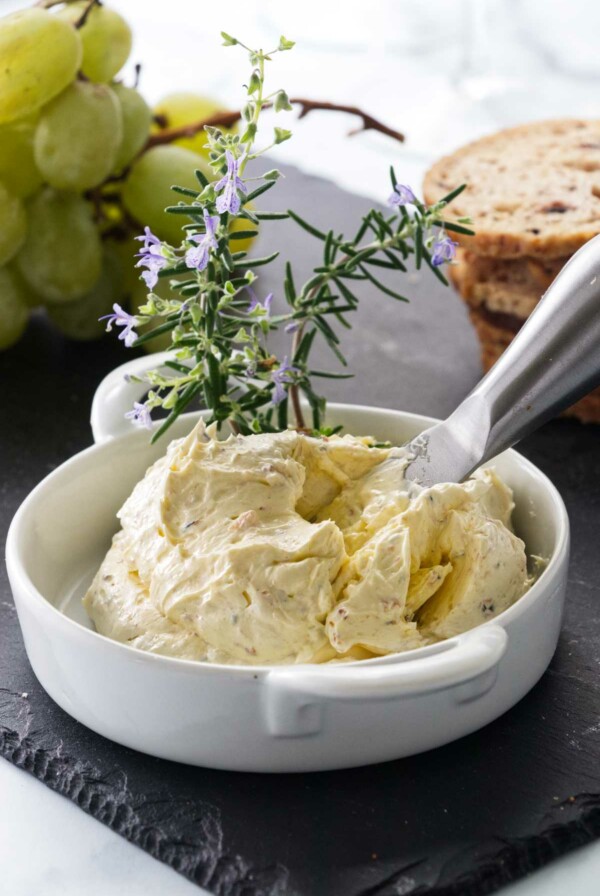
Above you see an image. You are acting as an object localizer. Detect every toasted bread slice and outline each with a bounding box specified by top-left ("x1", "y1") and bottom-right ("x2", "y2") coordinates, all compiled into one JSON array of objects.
[
  {"x1": 450, "y1": 248, "x2": 566, "y2": 317},
  {"x1": 424, "y1": 120, "x2": 600, "y2": 259}
]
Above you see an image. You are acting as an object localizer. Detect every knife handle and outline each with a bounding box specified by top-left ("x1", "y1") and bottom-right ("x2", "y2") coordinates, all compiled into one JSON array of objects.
[{"x1": 453, "y1": 233, "x2": 600, "y2": 465}]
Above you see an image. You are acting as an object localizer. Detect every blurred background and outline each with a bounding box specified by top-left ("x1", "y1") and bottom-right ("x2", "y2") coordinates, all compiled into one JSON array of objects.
[
  {"x1": 3, "y1": 0, "x2": 600, "y2": 360},
  {"x1": 5, "y1": 0, "x2": 600, "y2": 202}
]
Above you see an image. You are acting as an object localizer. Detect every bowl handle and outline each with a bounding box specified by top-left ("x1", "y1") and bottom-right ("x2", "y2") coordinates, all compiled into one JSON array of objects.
[
  {"x1": 90, "y1": 351, "x2": 175, "y2": 443},
  {"x1": 264, "y1": 625, "x2": 507, "y2": 737}
]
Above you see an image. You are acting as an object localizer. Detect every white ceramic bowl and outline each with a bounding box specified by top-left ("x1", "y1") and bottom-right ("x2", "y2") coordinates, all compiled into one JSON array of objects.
[{"x1": 6, "y1": 356, "x2": 569, "y2": 773}]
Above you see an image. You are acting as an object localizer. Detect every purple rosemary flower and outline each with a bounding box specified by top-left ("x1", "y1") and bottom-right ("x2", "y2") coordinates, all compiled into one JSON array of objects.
[
  {"x1": 214, "y1": 149, "x2": 248, "y2": 214},
  {"x1": 125, "y1": 402, "x2": 153, "y2": 430},
  {"x1": 135, "y1": 226, "x2": 161, "y2": 252},
  {"x1": 134, "y1": 227, "x2": 168, "y2": 289},
  {"x1": 247, "y1": 289, "x2": 273, "y2": 315},
  {"x1": 431, "y1": 232, "x2": 458, "y2": 266},
  {"x1": 185, "y1": 209, "x2": 219, "y2": 272},
  {"x1": 271, "y1": 356, "x2": 299, "y2": 405},
  {"x1": 99, "y1": 303, "x2": 138, "y2": 347},
  {"x1": 285, "y1": 320, "x2": 300, "y2": 333},
  {"x1": 389, "y1": 183, "x2": 416, "y2": 208}
]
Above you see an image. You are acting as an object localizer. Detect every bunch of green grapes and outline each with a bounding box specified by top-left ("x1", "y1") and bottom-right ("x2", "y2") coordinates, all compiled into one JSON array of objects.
[{"x1": 0, "y1": 1, "x2": 253, "y2": 351}]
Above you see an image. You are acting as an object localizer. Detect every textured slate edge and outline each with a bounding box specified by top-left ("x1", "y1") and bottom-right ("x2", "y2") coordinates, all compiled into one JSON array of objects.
[
  {"x1": 437, "y1": 801, "x2": 600, "y2": 896},
  {"x1": 358, "y1": 799, "x2": 600, "y2": 896},
  {"x1": 2, "y1": 683, "x2": 600, "y2": 896},
  {"x1": 0, "y1": 689, "x2": 291, "y2": 896}
]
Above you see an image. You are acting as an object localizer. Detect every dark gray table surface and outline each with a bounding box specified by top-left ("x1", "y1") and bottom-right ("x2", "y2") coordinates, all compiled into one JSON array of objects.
[{"x1": 1, "y1": 166, "x2": 599, "y2": 896}]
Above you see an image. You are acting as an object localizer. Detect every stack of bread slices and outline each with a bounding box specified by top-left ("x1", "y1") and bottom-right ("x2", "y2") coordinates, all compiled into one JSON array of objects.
[{"x1": 424, "y1": 119, "x2": 600, "y2": 423}]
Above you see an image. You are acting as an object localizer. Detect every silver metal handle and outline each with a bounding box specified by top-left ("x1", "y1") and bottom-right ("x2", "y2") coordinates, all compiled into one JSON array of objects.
[
  {"x1": 405, "y1": 234, "x2": 600, "y2": 485},
  {"x1": 458, "y1": 234, "x2": 600, "y2": 462}
]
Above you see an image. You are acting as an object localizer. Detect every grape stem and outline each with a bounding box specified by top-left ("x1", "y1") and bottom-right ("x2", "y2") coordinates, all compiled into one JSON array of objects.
[
  {"x1": 74, "y1": 0, "x2": 101, "y2": 28},
  {"x1": 35, "y1": 0, "x2": 96, "y2": 9},
  {"x1": 145, "y1": 98, "x2": 405, "y2": 150},
  {"x1": 35, "y1": 0, "x2": 100, "y2": 27}
]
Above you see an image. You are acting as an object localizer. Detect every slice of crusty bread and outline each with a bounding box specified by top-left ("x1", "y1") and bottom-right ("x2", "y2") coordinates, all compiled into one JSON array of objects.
[
  {"x1": 468, "y1": 306, "x2": 516, "y2": 366},
  {"x1": 450, "y1": 248, "x2": 566, "y2": 317},
  {"x1": 424, "y1": 120, "x2": 600, "y2": 259},
  {"x1": 468, "y1": 305, "x2": 600, "y2": 423}
]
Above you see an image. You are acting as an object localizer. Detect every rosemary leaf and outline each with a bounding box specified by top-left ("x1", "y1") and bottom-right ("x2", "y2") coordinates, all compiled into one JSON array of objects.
[
  {"x1": 171, "y1": 185, "x2": 201, "y2": 198},
  {"x1": 284, "y1": 260, "x2": 297, "y2": 305},
  {"x1": 293, "y1": 328, "x2": 317, "y2": 363},
  {"x1": 431, "y1": 219, "x2": 475, "y2": 236},
  {"x1": 151, "y1": 381, "x2": 203, "y2": 444},
  {"x1": 362, "y1": 256, "x2": 401, "y2": 270},
  {"x1": 353, "y1": 214, "x2": 372, "y2": 244},
  {"x1": 414, "y1": 223, "x2": 423, "y2": 270},
  {"x1": 332, "y1": 277, "x2": 359, "y2": 306},
  {"x1": 287, "y1": 209, "x2": 327, "y2": 240},
  {"x1": 309, "y1": 370, "x2": 355, "y2": 379},
  {"x1": 253, "y1": 211, "x2": 289, "y2": 220},
  {"x1": 131, "y1": 319, "x2": 179, "y2": 346},
  {"x1": 165, "y1": 205, "x2": 204, "y2": 215},
  {"x1": 239, "y1": 207, "x2": 259, "y2": 224},
  {"x1": 244, "y1": 180, "x2": 277, "y2": 203},
  {"x1": 232, "y1": 251, "x2": 279, "y2": 268},
  {"x1": 440, "y1": 183, "x2": 467, "y2": 205},
  {"x1": 277, "y1": 395, "x2": 289, "y2": 429},
  {"x1": 228, "y1": 229, "x2": 260, "y2": 240},
  {"x1": 324, "y1": 230, "x2": 335, "y2": 266},
  {"x1": 359, "y1": 264, "x2": 409, "y2": 301}
]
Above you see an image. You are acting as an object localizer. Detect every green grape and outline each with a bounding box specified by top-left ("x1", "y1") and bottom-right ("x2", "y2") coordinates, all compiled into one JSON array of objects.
[
  {"x1": 111, "y1": 83, "x2": 152, "y2": 172},
  {"x1": 48, "y1": 246, "x2": 123, "y2": 341},
  {"x1": 8, "y1": 263, "x2": 43, "y2": 309},
  {"x1": 106, "y1": 235, "x2": 140, "y2": 295},
  {"x1": 58, "y1": 2, "x2": 132, "y2": 83},
  {"x1": 34, "y1": 82, "x2": 122, "y2": 191},
  {"x1": 0, "y1": 182, "x2": 26, "y2": 266},
  {"x1": 122, "y1": 145, "x2": 211, "y2": 244},
  {"x1": 153, "y1": 92, "x2": 236, "y2": 160},
  {"x1": 0, "y1": 117, "x2": 43, "y2": 198},
  {"x1": 17, "y1": 188, "x2": 102, "y2": 304},
  {"x1": 0, "y1": 266, "x2": 29, "y2": 350},
  {"x1": 0, "y1": 8, "x2": 82, "y2": 124}
]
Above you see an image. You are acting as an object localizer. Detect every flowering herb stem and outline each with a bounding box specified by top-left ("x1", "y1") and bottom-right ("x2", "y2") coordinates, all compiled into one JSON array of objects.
[{"x1": 106, "y1": 34, "x2": 472, "y2": 439}]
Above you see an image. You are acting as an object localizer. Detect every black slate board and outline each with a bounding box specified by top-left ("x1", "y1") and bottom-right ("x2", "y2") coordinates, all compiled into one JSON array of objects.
[{"x1": 1, "y1": 166, "x2": 600, "y2": 896}]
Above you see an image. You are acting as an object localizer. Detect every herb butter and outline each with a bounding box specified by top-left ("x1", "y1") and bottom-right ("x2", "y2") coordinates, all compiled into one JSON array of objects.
[{"x1": 84, "y1": 421, "x2": 529, "y2": 664}]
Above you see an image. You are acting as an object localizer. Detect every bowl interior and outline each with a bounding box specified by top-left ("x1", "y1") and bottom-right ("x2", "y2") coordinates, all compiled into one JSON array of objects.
[{"x1": 12, "y1": 406, "x2": 564, "y2": 630}]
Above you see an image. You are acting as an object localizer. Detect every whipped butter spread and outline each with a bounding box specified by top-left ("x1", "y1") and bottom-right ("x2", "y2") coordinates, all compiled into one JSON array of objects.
[{"x1": 84, "y1": 422, "x2": 529, "y2": 665}]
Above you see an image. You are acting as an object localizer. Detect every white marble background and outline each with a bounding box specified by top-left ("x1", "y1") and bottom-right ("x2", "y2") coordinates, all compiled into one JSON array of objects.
[{"x1": 2, "y1": 0, "x2": 600, "y2": 892}]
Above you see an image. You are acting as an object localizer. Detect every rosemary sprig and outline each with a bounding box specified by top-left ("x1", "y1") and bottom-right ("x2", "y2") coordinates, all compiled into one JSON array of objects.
[{"x1": 104, "y1": 34, "x2": 471, "y2": 440}]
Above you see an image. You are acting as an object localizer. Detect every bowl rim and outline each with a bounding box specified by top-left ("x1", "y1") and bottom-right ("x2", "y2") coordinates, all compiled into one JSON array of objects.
[{"x1": 6, "y1": 403, "x2": 570, "y2": 677}]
